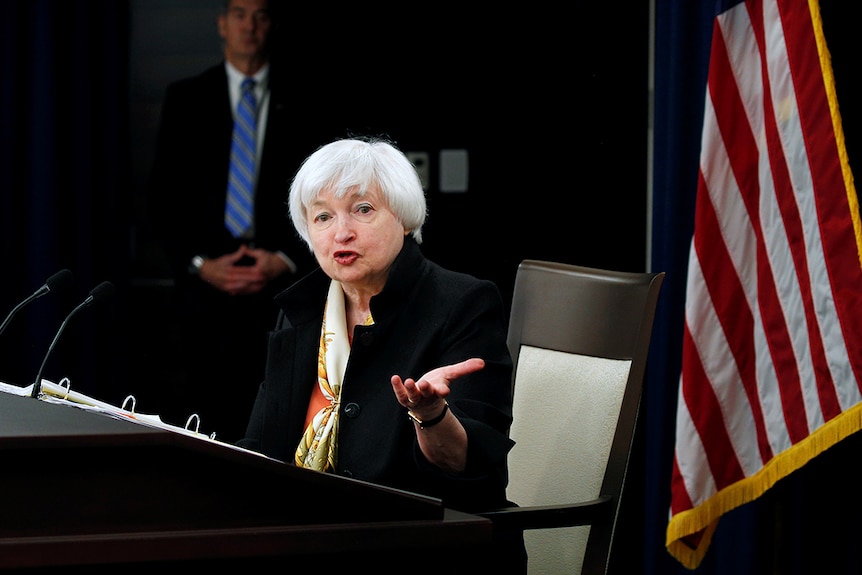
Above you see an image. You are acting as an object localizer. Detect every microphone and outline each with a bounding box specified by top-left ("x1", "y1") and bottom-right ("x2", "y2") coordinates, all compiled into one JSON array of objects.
[
  {"x1": 0, "y1": 269, "x2": 74, "y2": 337},
  {"x1": 30, "y1": 281, "x2": 116, "y2": 399}
]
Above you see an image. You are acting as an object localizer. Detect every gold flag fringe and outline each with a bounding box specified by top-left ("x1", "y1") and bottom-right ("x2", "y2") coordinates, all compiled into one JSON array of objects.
[{"x1": 667, "y1": 400, "x2": 862, "y2": 569}]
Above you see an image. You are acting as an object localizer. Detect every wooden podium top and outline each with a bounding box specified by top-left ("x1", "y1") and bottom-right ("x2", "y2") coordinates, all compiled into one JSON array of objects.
[{"x1": 0, "y1": 390, "x2": 492, "y2": 570}]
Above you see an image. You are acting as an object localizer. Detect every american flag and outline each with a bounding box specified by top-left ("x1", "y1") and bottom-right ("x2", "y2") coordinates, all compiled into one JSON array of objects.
[{"x1": 666, "y1": 0, "x2": 862, "y2": 568}]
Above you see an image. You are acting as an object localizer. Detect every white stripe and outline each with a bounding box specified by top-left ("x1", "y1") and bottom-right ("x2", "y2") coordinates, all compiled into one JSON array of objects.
[
  {"x1": 764, "y1": 0, "x2": 861, "y2": 413},
  {"x1": 699, "y1": 94, "x2": 758, "y2": 316},
  {"x1": 699, "y1": 66, "x2": 794, "y2": 459},
  {"x1": 686, "y1": 244, "x2": 764, "y2": 476},
  {"x1": 719, "y1": 0, "x2": 810, "y2": 446},
  {"x1": 675, "y1": 370, "x2": 718, "y2": 507}
]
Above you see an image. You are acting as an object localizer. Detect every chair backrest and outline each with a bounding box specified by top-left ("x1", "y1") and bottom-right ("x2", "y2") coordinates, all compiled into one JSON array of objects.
[{"x1": 505, "y1": 260, "x2": 664, "y2": 575}]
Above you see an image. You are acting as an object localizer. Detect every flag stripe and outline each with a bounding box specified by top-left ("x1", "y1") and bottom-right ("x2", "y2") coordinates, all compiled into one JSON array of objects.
[
  {"x1": 716, "y1": 3, "x2": 805, "y2": 453},
  {"x1": 761, "y1": 0, "x2": 844, "y2": 427},
  {"x1": 728, "y1": 0, "x2": 817, "y2": 443},
  {"x1": 785, "y1": 0, "x2": 862, "y2": 403},
  {"x1": 704, "y1": 7, "x2": 779, "y2": 467},
  {"x1": 682, "y1": 320, "x2": 748, "y2": 489},
  {"x1": 695, "y1": 167, "x2": 774, "y2": 467},
  {"x1": 667, "y1": 0, "x2": 862, "y2": 568}
]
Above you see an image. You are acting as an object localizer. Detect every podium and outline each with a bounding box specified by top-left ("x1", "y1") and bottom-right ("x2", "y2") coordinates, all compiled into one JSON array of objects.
[{"x1": 0, "y1": 391, "x2": 491, "y2": 572}]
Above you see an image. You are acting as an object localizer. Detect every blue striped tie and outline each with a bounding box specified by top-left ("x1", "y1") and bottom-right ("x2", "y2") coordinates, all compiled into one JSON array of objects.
[{"x1": 225, "y1": 78, "x2": 257, "y2": 237}]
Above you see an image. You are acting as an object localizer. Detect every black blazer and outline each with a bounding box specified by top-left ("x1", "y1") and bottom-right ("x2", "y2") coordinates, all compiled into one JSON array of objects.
[
  {"x1": 147, "y1": 61, "x2": 318, "y2": 286},
  {"x1": 239, "y1": 239, "x2": 517, "y2": 513}
]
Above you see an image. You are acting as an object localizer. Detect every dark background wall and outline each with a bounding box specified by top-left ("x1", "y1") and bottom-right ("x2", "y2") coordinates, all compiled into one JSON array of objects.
[
  {"x1": 0, "y1": 1, "x2": 650, "y2": 406},
  {"x1": 120, "y1": 1, "x2": 651, "y2": 415},
  {"x1": 128, "y1": 1, "x2": 651, "y2": 292}
]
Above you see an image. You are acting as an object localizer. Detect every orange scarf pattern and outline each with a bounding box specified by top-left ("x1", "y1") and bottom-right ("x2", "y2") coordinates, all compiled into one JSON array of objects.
[{"x1": 294, "y1": 281, "x2": 349, "y2": 472}]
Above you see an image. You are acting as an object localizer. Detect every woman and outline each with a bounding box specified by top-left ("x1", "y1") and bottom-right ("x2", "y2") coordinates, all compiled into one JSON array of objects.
[{"x1": 238, "y1": 137, "x2": 525, "y2": 570}]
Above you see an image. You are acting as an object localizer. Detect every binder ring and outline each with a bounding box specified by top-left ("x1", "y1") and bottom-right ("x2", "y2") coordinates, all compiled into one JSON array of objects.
[
  {"x1": 58, "y1": 377, "x2": 71, "y2": 400},
  {"x1": 121, "y1": 395, "x2": 136, "y2": 414},
  {"x1": 185, "y1": 413, "x2": 200, "y2": 433}
]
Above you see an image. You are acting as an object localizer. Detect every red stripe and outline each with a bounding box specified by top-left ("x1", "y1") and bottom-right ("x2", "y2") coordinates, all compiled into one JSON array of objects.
[
  {"x1": 705, "y1": 15, "x2": 781, "y2": 458},
  {"x1": 694, "y1": 170, "x2": 773, "y2": 463},
  {"x1": 681, "y1": 325, "x2": 746, "y2": 488},
  {"x1": 770, "y1": 1, "x2": 841, "y2": 421},
  {"x1": 780, "y1": 0, "x2": 862, "y2": 392},
  {"x1": 752, "y1": 3, "x2": 822, "y2": 437},
  {"x1": 708, "y1": 16, "x2": 760, "y2": 220},
  {"x1": 768, "y1": 2, "x2": 845, "y2": 423}
]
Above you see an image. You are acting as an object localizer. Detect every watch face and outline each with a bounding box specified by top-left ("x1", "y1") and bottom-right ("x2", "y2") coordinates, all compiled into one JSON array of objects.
[
  {"x1": 190, "y1": 256, "x2": 205, "y2": 274},
  {"x1": 407, "y1": 411, "x2": 423, "y2": 425}
]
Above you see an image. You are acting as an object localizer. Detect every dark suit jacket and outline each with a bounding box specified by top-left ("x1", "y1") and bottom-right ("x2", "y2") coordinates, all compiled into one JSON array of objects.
[
  {"x1": 239, "y1": 238, "x2": 516, "y2": 514},
  {"x1": 145, "y1": 61, "x2": 323, "y2": 441},
  {"x1": 147, "y1": 61, "x2": 317, "y2": 293}
]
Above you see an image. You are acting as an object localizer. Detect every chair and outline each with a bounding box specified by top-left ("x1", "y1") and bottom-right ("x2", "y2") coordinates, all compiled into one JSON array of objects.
[{"x1": 477, "y1": 260, "x2": 665, "y2": 575}]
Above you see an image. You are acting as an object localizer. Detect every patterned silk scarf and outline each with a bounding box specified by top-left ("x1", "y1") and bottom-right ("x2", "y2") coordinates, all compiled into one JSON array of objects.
[{"x1": 294, "y1": 280, "x2": 351, "y2": 472}]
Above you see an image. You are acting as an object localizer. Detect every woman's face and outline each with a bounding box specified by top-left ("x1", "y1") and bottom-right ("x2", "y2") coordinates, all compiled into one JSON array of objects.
[{"x1": 306, "y1": 185, "x2": 406, "y2": 293}]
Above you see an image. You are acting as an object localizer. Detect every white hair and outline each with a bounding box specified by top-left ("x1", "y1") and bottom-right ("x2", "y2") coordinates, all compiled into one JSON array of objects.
[{"x1": 289, "y1": 138, "x2": 427, "y2": 246}]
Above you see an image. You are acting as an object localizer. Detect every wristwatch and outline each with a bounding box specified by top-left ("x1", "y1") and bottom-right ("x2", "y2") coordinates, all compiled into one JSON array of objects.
[
  {"x1": 407, "y1": 402, "x2": 449, "y2": 429},
  {"x1": 189, "y1": 255, "x2": 206, "y2": 275}
]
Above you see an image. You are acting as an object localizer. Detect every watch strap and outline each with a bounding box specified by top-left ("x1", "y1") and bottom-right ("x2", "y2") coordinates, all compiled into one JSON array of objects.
[{"x1": 407, "y1": 402, "x2": 449, "y2": 429}]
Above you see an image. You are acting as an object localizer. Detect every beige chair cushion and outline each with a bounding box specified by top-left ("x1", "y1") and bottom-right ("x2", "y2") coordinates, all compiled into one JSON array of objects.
[{"x1": 507, "y1": 345, "x2": 632, "y2": 575}]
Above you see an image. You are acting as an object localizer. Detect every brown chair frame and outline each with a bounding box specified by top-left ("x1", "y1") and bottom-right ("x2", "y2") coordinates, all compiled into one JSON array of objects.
[{"x1": 477, "y1": 260, "x2": 665, "y2": 575}]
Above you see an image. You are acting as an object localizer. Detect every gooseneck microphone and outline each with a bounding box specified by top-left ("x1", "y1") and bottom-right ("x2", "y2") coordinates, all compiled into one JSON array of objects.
[
  {"x1": 30, "y1": 281, "x2": 115, "y2": 399},
  {"x1": 0, "y1": 269, "x2": 74, "y2": 337}
]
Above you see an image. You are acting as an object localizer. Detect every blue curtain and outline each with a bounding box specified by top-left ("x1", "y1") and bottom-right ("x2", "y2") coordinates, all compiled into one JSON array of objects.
[
  {"x1": 647, "y1": 2, "x2": 709, "y2": 573},
  {"x1": 0, "y1": 0, "x2": 129, "y2": 399}
]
